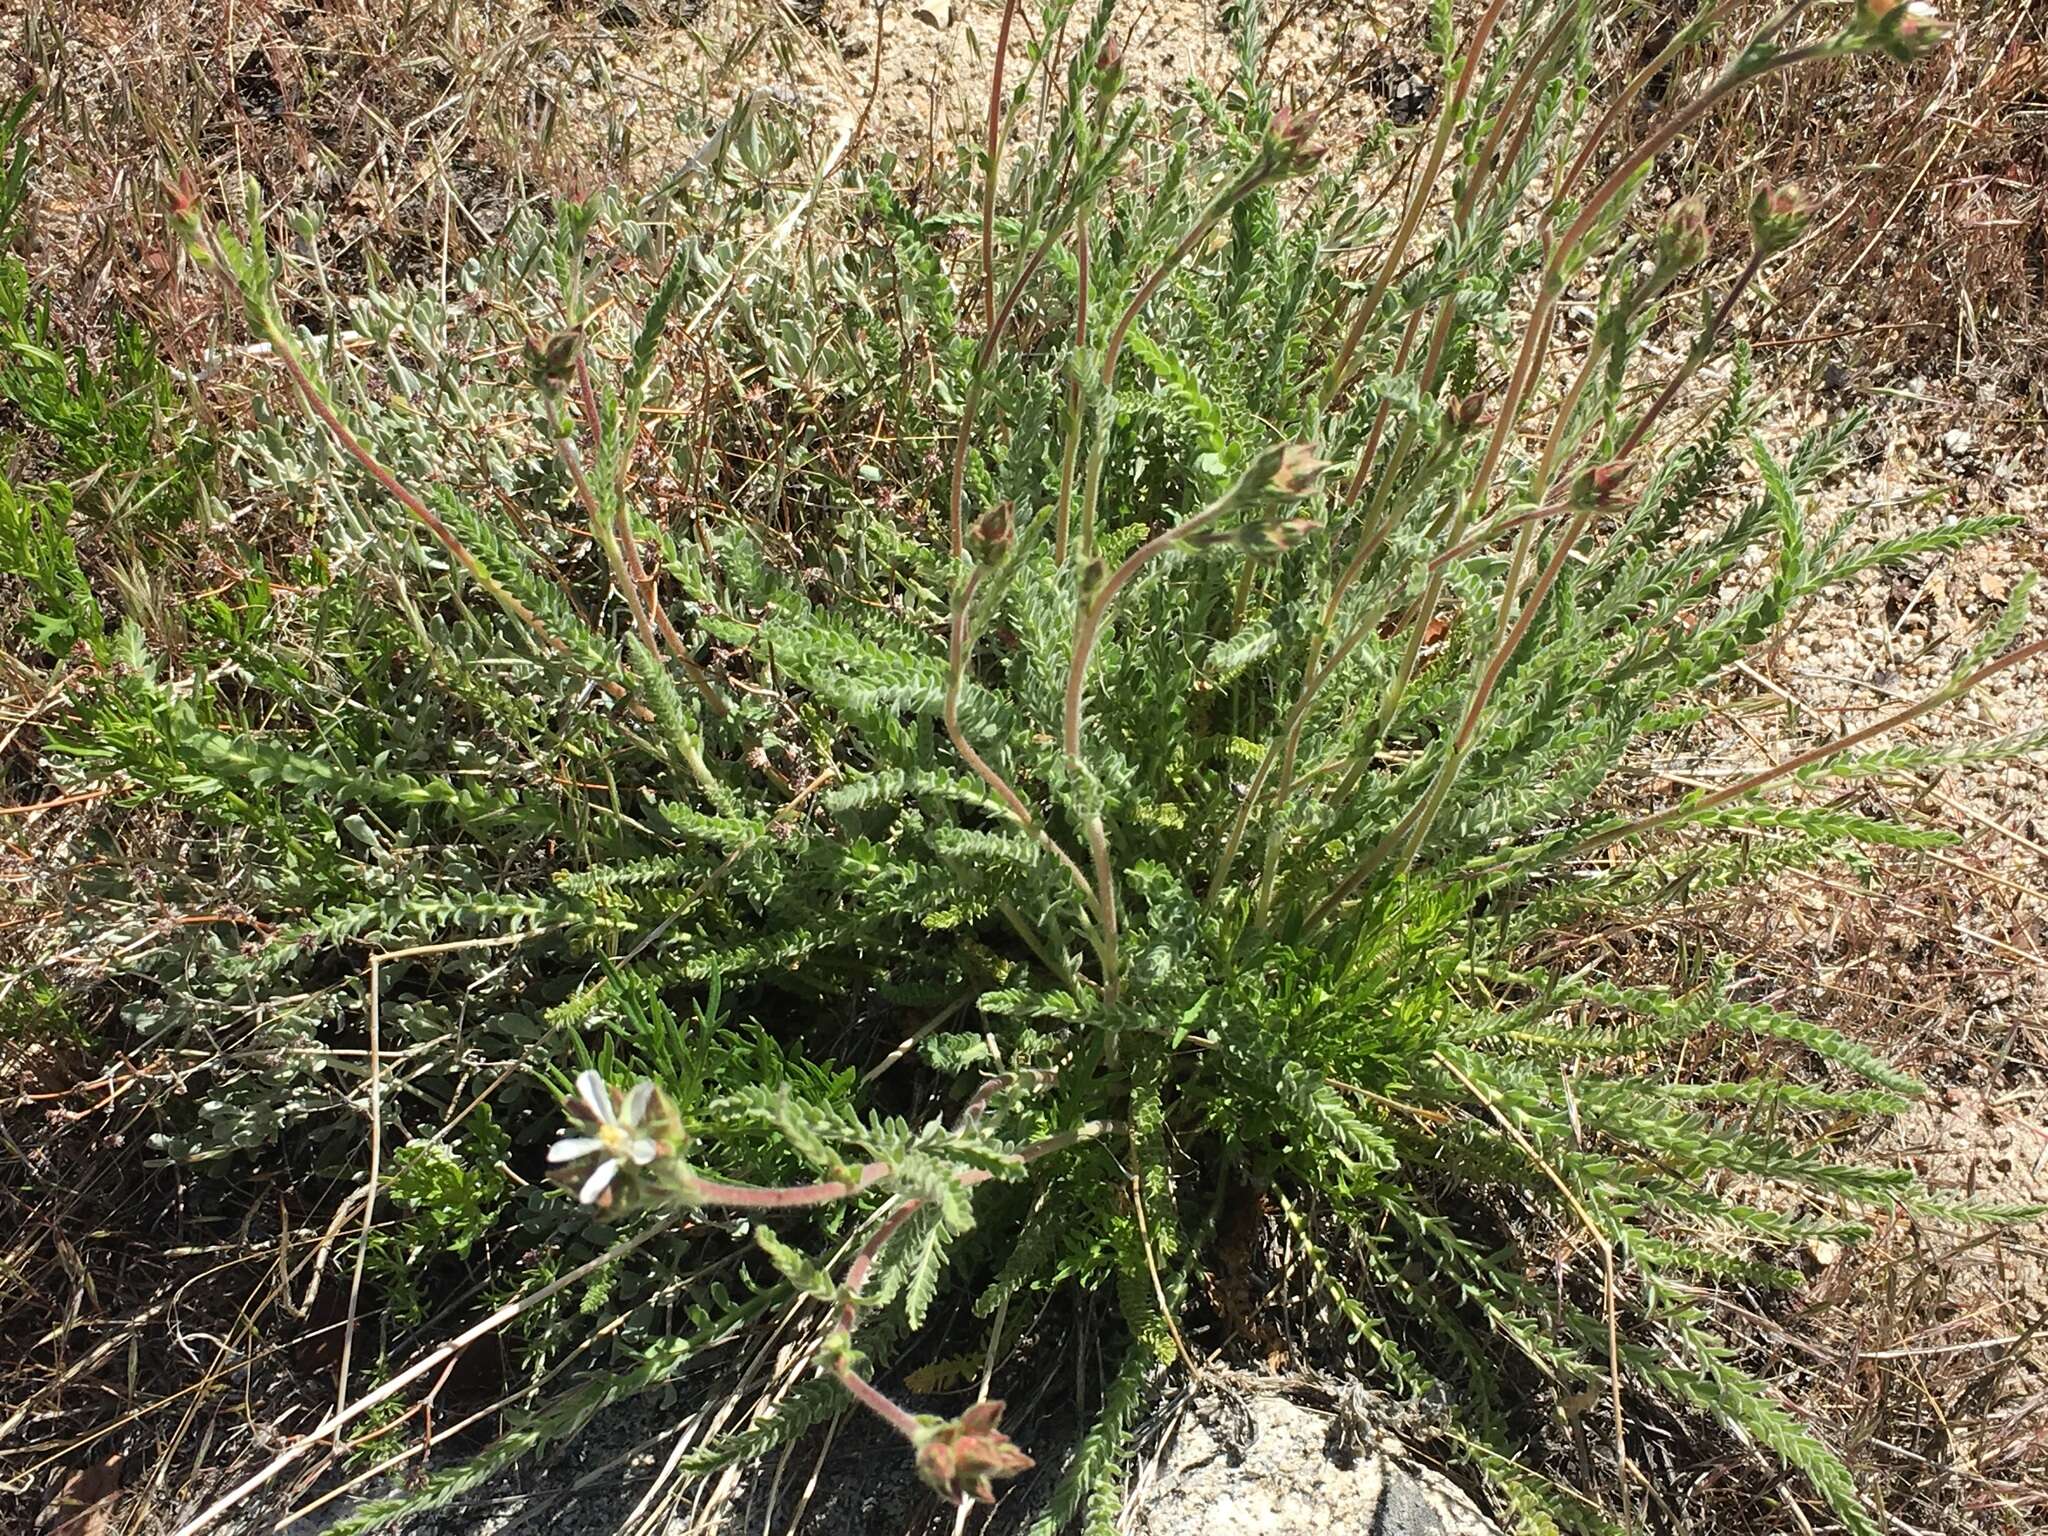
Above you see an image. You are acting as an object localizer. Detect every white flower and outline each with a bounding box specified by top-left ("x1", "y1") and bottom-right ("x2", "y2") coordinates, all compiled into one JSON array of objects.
[{"x1": 548, "y1": 1069, "x2": 661, "y2": 1205}]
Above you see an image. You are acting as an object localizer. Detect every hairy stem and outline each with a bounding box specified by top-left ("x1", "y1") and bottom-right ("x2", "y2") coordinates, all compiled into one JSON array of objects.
[
  {"x1": 945, "y1": 568, "x2": 1100, "y2": 913},
  {"x1": 1569, "y1": 635, "x2": 2048, "y2": 858},
  {"x1": 1054, "y1": 217, "x2": 1090, "y2": 566}
]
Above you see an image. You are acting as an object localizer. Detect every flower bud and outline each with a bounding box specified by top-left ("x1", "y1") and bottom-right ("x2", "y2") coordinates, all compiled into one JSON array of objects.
[
  {"x1": 913, "y1": 1400, "x2": 1035, "y2": 1504},
  {"x1": 1655, "y1": 196, "x2": 1712, "y2": 273},
  {"x1": 1078, "y1": 555, "x2": 1109, "y2": 601},
  {"x1": 1449, "y1": 389, "x2": 1490, "y2": 431},
  {"x1": 1571, "y1": 459, "x2": 1636, "y2": 509},
  {"x1": 1188, "y1": 516, "x2": 1323, "y2": 555},
  {"x1": 1858, "y1": 0, "x2": 1949, "y2": 61},
  {"x1": 1265, "y1": 108, "x2": 1326, "y2": 175},
  {"x1": 527, "y1": 326, "x2": 584, "y2": 387},
  {"x1": 1746, "y1": 182, "x2": 1811, "y2": 258},
  {"x1": 1094, "y1": 34, "x2": 1125, "y2": 85},
  {"x1": 1269, "y1": 443, "x2": 1332, "y2": 499},
  {"x1": 967, "y1": 500, "x2": 1014, "y2": 564}
]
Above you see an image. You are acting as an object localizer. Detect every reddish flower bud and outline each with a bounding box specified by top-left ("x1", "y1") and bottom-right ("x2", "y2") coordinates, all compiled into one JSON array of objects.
[
  {"x1": 1591, "y1": 460, "x2": 1634, "y2": 497},
  {"x1": 1269, "y1": 443, "x2": 1332, "y2": 499},
  {"x1": 1746, "y1": 182, "x2": 1811, "y2": 257},
  {"x1": 968, "y1": 500, "x2": 1014, "y2": 564},
  {"x1": 1449, "y1": 390, "x2": 1489, "y2": 431},
  {"x1": 913, "y1": 1400, "x2": 1035, "y2": 1504},
  {"x1": 1655, "y1": 196, "x2": 1712, "y2": 273},
  {"x1": 1859, "y1": 0, "x2": 1948, "y2": 60},
  {"x1": 1572, "y1": 459, "x2": 1637, "y2": 509},
  {"x1": 1265, "y1": 108, "x2": 1326, "y2": 174}
]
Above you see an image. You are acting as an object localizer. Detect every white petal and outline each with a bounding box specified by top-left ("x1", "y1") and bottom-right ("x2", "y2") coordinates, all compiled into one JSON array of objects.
[
  {"x1": 579, "y1": 1159, "x2": 620, "y2": 1204},
  {"x1": 548, "y1": 1136, "x2": 605, "y2": 1164},
  {"x1": 622, "y1": 1080, "x2": 655, "y2": 1127},
  {"x1": 626, "y1": 1136, "x2": 659, "y2": 1166},
  {"x1": 576, "y1": 1068, "x2": 618, "y2": 1127}
]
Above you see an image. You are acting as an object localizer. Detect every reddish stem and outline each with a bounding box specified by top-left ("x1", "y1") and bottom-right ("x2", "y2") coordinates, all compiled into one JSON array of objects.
[
  {"x1": 981, "y1": 0, "x2": 1022, "y2": 337},
  {"x1": 833, "y1": 1353, "x2": 924, "y2": 1441}
]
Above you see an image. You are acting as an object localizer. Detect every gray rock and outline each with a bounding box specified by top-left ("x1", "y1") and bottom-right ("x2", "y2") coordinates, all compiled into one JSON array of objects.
[{"x1": 1133, "y1": 1391, "x2": 1500, "y2": 1536}]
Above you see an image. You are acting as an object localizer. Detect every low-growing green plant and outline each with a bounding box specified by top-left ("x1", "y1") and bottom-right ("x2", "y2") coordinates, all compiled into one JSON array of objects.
[
  {"x1": 23, "y1": 1, "x2": 2048, "y2": 1532},
  {"x1": 0, "y1": 93, "x2": 213, "y2": 668}
]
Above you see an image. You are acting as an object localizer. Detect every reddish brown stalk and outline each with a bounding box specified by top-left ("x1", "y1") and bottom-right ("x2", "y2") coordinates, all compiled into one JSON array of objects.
[
  {"x1": 948, "y1": 222, "x2": 1073, "y2": 558},
  {"x1": 833, "y1": 1360, "x2": 925, "y2": 1440},
  {"x1": 1063, "y1": 495, "x2": 1256, "y2": 980},
  {"x1": 1470, "y1": 39, "x2": 1830, "y2": 540},
  {"x1": 576, "y1": 350, "x2": 605, "y2": 457},
  {"x1": 1458, "y1": 1, "x2": 1588, "y2": 222},
  {"x1": 1315, "y1": 0, "x2": 1569, "y2": 512},
  {"x1": 981, "y1": 0, "x2": 1022, "y2": 337},
  {"x1": 1428, "y1": 494, "x2": 1577, "y2": 574},
  {"x1": 1444, "y1": 250, "x2": 1768, "y2": 775},
  {"x1": 1322, "y1": 58, "x2": 1528, "y2": 538},
  {"x1": 946, "y1": 568, "x2": 1099, "y2": 909},
  {"x1": 1054, "y1": 220, "x2": 1090, "y2": 565},
  {"x1": 693, "y1": 1121, "x2": 1103, "y2": 1219},
  {"x1": 1382, "y1": 40, "x2": 1828, "y2": 773},
  {"x1": 555, "y1": 423, "x2": 660, "y2": 660},
  {"x1": 1460, "y1": 502, "x2": 1601, "y2": 756},
  {"x1": 827, "y1": 1201, "x2": 927, "y2": 1440},
  {"x1": 696, "y1": 1132, "x2": 1082, "y2": 1215},
  {"x1": 1097, "y1": 219, "x2": 1214, "y2": 392},
  {"x1": 268, "y1": 338, "x2": 654, "y2": 719},
  {"x1": 1615, "y1": 252, "x2": 1766, "y2": 462},
  {"x1": 1552, "y1": 0, "x2": 1741, "y2": 214},
  {"x1": 1062, "y1": 496, "x2": 1243, "y2": 766},
  {"x1": 822, "y1": 1121, "x2": 1103, "y2": 1446},
  {"x1": 1301, "y1": 40, "x2": 1836, "y2": 922},
  {"x1": 1236, "y1": 319, "x2": 1460, "y2": 891},
  {"x1": 267, "y1": 333, "x2": 548, "y2": 641},
  {"x1": 1320, "y1": 0, "x2": 1512, "y2": 410},
  {"x1": 199, "y1": 228, "x2": 669, "y2": 723},
  {"x1": 841, "y1": 1208, "x2": 921, "y2": 1328},
  {"x1": 1568, "y1": 634, "x2": 2048, "y2": 859},
  {"x1": 577, "y1": 354, "x2": 730, "y2": 715},
  {"x1": 689, "y1": 1162, "x2": 894, "y2": 1210},
  {"x1": 1370, "y1": 0, "x2": 1590, "y2": 475},
  {"x1": 1334, "y1": 308, "x2": 1426, "y2": 511},
  {"x1": 954, "y1": 40, "x2": 1125, "y2": 561}
]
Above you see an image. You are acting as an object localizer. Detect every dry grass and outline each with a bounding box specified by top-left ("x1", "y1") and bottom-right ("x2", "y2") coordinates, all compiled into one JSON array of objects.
[
  {"x1": 11, "y1": 0, "x2": 677, "y2": 361},
  {"x1": 1671, "y1": 0, "x2": 2048, "y2": 386},
  {"x1": 1627, "y1": 856, "x2": 2048, "y2": 1534}
]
